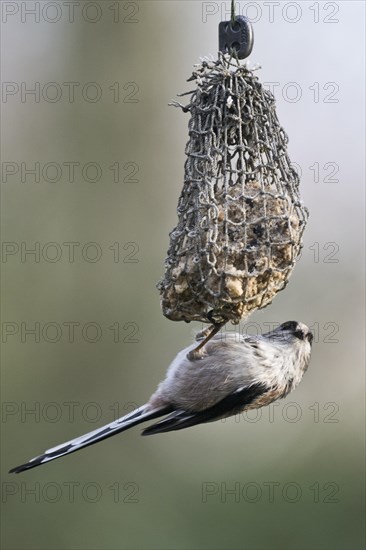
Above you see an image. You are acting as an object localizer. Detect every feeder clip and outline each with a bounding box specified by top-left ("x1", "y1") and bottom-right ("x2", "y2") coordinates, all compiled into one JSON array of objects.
[{"x1": 219, "y1": 15, "x2": 254, "y2": 59}]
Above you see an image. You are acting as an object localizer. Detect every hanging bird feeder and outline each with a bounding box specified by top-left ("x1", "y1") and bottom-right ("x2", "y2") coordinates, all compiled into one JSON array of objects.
[{"x1": 158, "y1": 10, "x2": 308, "y2": 327}]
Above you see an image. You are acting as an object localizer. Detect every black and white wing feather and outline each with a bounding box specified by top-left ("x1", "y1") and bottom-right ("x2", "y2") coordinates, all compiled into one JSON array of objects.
[{"x1": 142, "y1": 382, "x2": 266, "y2": 435}]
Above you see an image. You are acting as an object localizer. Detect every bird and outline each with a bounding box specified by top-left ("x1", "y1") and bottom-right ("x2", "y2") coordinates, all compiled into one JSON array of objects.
[{"x1": 9, "y1": 320, "x2": 313, "y2": 473}]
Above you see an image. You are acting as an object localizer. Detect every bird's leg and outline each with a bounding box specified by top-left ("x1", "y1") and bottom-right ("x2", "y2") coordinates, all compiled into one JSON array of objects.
[
  {"x1": 195, "y1": 326, "x2": 213, "y2": 341},
  {"x1": 187, "y1": 322, "x2": 225, "y2": 361}
]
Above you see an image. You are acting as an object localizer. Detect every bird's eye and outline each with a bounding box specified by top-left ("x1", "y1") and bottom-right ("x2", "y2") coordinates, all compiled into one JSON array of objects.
[{"x1": 293, "y1": 329, "x2": 304, "y2": 340}]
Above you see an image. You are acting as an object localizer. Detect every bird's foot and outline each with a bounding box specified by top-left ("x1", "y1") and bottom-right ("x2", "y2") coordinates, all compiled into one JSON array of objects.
[{"x1": 187, "y1": 322, "x2": 226, "y2": 362}]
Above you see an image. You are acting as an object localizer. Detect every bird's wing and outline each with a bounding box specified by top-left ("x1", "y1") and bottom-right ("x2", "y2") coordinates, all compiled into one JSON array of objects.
[
  {"x1": 10, "y1": 404, "x2": 172, "y2": 473},
  {"x1": 141, "y1": 382, "x2": 267, "y2": 435}
]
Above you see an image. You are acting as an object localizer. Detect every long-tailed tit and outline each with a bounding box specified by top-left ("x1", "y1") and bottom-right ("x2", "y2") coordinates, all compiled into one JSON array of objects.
[{"x1": 10, "y1": 321, "x2": 313, "y2": 473}]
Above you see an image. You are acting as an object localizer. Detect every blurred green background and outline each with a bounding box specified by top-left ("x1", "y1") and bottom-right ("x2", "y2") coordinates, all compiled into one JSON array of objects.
[{"x1": 1, "y1": 1, "x2": 365, "y2": 549}]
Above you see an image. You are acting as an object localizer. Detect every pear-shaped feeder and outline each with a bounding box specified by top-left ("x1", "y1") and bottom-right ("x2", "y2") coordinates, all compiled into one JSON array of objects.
[{"x1": 158, "y1": 15, "x2": 308, "y2": 342}]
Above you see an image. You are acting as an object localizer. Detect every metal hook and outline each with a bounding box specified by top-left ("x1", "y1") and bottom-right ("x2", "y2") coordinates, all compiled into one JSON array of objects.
[{"x1": 219, "y1": 15, "x2": 254, "y2": 59}]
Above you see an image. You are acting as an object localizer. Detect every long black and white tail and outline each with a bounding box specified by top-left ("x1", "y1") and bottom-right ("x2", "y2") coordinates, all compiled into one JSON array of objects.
[{"x1": 9, "y1": 404, "x2": 172, "y2": 474}]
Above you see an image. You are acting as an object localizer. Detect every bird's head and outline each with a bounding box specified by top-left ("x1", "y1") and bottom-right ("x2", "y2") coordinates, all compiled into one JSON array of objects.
[{"x1": 265, "y1": 321, "x2": 314, "y2": 346}]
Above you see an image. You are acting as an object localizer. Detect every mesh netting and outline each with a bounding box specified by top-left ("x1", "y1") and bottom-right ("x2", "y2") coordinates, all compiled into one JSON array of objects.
[{"x1": 158, "y1": 53, "x2": 308, "y2": 324}]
